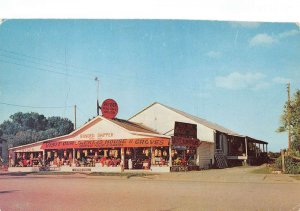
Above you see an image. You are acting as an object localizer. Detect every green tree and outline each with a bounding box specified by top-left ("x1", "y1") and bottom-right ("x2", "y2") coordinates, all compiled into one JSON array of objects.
[
  {"x1": 278, "y1": 90, "x2": 300, "y2": 151},
  {"x1": 0, "y1": 112, "x2": 74, "y2": 147}
]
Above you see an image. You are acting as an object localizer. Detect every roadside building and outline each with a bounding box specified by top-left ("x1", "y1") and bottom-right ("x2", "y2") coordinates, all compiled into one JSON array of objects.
[
  {"x1": 129, "y1": 102, "x2": 268, "y2": 168},
  {"x1": 8, "y1": 116, "x2": 186, "y2": 173},
  {"x1": 8, "y1": 101, "x2": 267, "y2": 172}
]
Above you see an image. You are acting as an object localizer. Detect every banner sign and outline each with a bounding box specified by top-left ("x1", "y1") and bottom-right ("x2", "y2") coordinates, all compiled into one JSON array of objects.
[
  {"x1": 171, "y1": 136, "x2": 200, "y2": 147},
  {"x1": 174, "y1": 121, "x2": 197, "y2": 139},
  {"x1": 41, "y1": 138, "x2": 169, "y2": 149}
]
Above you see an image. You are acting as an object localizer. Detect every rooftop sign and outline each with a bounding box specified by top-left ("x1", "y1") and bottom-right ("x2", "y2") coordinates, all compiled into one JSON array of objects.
[
  {"x1": 101, "y1": 99, "x2": 118, "y2": 119},
  {"x1": 174, "y1": 121, "x2": 197, "y2": 139}
]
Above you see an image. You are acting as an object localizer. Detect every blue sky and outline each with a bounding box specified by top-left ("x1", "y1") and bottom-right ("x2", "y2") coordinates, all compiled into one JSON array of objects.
[{"x1": 0, "y1": 20, "x2": 299, "y2": 151}]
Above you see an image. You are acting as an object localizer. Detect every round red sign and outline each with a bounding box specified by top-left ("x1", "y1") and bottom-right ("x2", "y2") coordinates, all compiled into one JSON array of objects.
[{"x1": 101, "y1": 99, "x2": 118, "y2": 119}]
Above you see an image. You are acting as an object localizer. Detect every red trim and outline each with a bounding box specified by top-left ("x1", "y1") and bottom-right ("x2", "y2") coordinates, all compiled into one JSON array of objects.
[
  {"x1": 41, "y1": 138, "x2": 170, "y2": 149},
  {"x1": 171, "y1": 136, "x2": 200, "y2": 147}
]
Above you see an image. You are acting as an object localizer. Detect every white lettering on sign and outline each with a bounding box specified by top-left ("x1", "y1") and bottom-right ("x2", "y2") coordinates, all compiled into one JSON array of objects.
[
  {"x1": 97, "y1": 133, "x2": 113, "y2": 138},
  {"x1": 80, "y1": 134, "x2": 95, "y2": 139},
  {"x1": 79, "y1": 133, "x2": 113, "y2": 140}
]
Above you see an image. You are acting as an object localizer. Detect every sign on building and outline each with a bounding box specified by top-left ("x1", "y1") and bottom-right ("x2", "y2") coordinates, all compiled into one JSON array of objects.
[{"x1": 174, "y1": 121, "x2": 197, "y2": 139}]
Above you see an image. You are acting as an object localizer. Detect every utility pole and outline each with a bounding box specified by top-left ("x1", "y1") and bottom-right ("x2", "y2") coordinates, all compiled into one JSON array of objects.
[
  {"x1": 95, "y1": 77, "x2": 100, "y2": 116},
  {"x1": 287, "y1": 83, "x2": 291, "y2": 150},
  {"x1": 74, "y1": 105, "x2": 77, "y2": 130}
]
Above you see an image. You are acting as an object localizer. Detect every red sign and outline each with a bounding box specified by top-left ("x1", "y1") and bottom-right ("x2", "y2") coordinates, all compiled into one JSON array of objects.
[
  {"x1": 171, "y1": 136, "x2": 200, "y2": 147},
  {"x1": 101, "y1": 99, "x2": 118, "y2": 119},
  {"x1": 41, "y1": 138, "x2": 170, "y2": 149}
]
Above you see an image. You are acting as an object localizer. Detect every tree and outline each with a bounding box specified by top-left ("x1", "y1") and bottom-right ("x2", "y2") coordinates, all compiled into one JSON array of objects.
[
  {"x1": 0, "y1": 112, "x2": 74, "y2": 147},
  {"x1": 278, "y1": 89, "x2": 300, "y2": 151}
]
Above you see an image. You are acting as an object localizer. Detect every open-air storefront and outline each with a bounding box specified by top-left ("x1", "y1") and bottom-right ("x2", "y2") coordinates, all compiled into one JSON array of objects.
[
  {"x1": 8, "y1": 116, "x2": 201, "y2": 173},
  {"x1": 8, "y1": 137, "x2": 201, "y2": 173},
  {"x1": 170, "y1": 136, "x2": 200, "y2": 171},
  {"x1": 124, "y1": 146, "x2": 169, "y2": 170},
  {"x1": 13, "y1": 151, "x2": 43, "y2": 167},
  {"x1": 9, "y1": 137, "x2": 172, "y2": 172}
]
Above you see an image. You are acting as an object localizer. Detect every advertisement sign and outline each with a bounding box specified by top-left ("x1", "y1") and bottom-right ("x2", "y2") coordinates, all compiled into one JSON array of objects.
[
  {"x1": 41, "y1": 138, "x2": 170, "y2": 149},
  {"x1": 171, "y1": 136, "x2": 200, "y2": 147},
  {"x1": 101, "y1": 99, "x2": 118, "y2": 119},
  {"x1": 174, "y1": 121, "x2": 197, "y2": 139}
]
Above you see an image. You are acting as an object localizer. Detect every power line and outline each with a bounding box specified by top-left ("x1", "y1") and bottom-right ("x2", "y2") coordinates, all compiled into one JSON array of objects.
[
  {"x1": 0, "y1": 48, "x2": 206, "y2": 94},
  {"x1": 0, "y1": 58, "x2": 93, "y2": 79},
  {"x1": 0, "y1": 102, "x2": 73, "y2": 109},
  {"x1": 0, "y1": 48, "x2": 156, "y2": 82},
  {"x1": 0, "y1": 48, "x2": 104, "y2": 78}
]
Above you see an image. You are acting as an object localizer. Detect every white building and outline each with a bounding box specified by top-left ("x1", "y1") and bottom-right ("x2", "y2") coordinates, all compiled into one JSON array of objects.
[{"x1": 129, "y1": 102, "x2": 268, "y2": 168}]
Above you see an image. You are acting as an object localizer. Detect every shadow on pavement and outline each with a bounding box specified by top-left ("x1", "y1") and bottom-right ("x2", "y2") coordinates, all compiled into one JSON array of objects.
[{"x1": 0, "y1": 190, "x2": 20, "y2": 194}]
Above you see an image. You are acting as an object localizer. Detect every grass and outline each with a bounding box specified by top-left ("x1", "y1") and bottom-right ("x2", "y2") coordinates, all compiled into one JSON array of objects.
[
  {"x1": 290, "y1": 175, "x2": 300, "y2": 180},
  {"x1": 251, "y1": 166, "x2": 273, "y2": 174}
]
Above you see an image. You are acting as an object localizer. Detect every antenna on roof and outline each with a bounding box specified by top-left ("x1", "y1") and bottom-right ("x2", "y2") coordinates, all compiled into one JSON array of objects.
[{"x1": 95, "y1": 77, "x2": 100, "y2": 116}]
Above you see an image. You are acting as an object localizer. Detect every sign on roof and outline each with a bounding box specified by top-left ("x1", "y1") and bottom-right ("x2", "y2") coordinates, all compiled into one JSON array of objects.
[
  {"x1": 174, "y1": 121, "x2": 197, "y2": 139},
  {"x1": 101, "y1": 99, "x2": 118, "y2": 119}
]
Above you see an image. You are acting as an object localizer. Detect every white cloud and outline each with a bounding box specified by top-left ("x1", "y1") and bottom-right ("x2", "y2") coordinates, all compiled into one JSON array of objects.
[
  {"x1": 252, "y1": 82, "x2": 270, "y2": 90},
  {"x1": 215, "y1": 72, "x2": 267, "y2": 90},
  {"x1": 278, "y1": 29, "x2": 300, "y2": 38},
  {"x1": 249, "y1": 28, "x2": 299, "y2": 47},
  {"x1": 206, "y1": 51, "x2": 222, "y2": 59},
  {"x1": 229, "y1": 22, "x2": 261, "y2": 28},
  {"x1": 272, "y1": 77, "x2": 290, "y2": 84},
  {"x1": 249, "y1": 33, "x2": 277, "y2": 47}
]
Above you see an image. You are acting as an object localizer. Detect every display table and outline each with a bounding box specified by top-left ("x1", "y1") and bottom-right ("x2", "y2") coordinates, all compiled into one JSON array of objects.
[
  {"x1": 59, "y1": 165, "x2": 122, "y2": 172},
  {"x1": 150, "y1": 165, "x2": 170, "y2": 173},
  {"x1": 8, "y1": 167, "x2": 40, "y2": 172}
]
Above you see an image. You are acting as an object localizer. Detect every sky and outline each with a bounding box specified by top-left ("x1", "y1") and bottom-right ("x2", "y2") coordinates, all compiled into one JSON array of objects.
[{"x1": 0, "y1": 20, "x2": 299, "y2": 151}]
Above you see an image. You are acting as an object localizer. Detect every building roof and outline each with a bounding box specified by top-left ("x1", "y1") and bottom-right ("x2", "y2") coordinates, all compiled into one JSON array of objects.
[
  {"x1": 9, "y1": 115, "x2": 167, "y2": 150},
  {"x1": 129, "y1": 102, "x2": 267, "y2": 144},
  {"x1": 107, "y1": 118, "x2": 159, "y2": 135},
  {"x1": 130, "y1": 102, "x2": 241, "y2": 136},
  {"x1": 160, "y1": 103, "x2": 241, "y2": 136}
]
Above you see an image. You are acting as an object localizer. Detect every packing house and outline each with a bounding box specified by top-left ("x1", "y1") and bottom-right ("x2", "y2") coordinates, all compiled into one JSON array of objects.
[{"x1": 8, "y1": 101, "x2": 267, "y2": 173}]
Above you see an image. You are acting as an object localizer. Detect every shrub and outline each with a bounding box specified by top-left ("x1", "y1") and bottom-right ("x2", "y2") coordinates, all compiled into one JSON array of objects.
[
  {"x1": 273, "y1": 156, "x2": 282, "y2": 171},
  {"x1": 284, "y1": 156, "x2": 300, "y2": 174}
]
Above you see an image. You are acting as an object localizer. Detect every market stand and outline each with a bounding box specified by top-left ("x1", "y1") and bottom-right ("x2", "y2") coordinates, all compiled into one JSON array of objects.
[
  {"x1": 8, "y1": 100, "x2": 201, "y2": 173},
  {"x1": 8, "y1": 116, "x2": 172, "y2": 173}
]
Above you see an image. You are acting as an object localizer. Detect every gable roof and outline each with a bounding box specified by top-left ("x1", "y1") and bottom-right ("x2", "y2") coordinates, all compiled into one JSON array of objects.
[
  {"x1": 130, "y1": 102, "x2": 241, "y2": 136},
  {"x1": 161, "y1": 103, "x2": 241, "y2": 136},
  {"x1": 105, "y1": 118, "x2": 159, "y2": 134},
  {"x1": 9, "y1": 115, "x2": 166, "y2": 150}
]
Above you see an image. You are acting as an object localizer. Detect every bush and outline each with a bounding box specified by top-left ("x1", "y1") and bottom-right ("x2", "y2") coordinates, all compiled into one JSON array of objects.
[
  {"x1": 284, "y1": 156, "x2": 300, "y2": 174},
  {"x1": 273, "y1": 156, "x2": 282, "y2": 170}
]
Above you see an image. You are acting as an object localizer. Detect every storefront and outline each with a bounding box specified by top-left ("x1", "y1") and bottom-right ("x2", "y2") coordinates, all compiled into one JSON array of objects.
[
  {"x1": 170, "y1": 136, "x2": 200, "y2": 171},
  {"x1": 8, "y1": 100, "x2": 202, "y2": 173},
  {"x1": 8, "y1": 116, "x2": 174, "y2": 173}
]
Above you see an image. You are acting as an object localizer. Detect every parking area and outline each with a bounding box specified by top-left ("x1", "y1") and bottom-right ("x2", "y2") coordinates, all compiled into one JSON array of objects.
[{"x1": 0, "y1": 166, "x2": 300, "y2": 211}]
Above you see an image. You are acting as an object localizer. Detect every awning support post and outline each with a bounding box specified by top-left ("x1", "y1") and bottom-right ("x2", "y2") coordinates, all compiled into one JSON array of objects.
[
  {"x1": 72, "y1": 148, "x2": 75, "y2": 166},
  {"x1": 169, "y1": 138, "x2": 172, "y2": 168},
  {"x1": 244, "y1": 137, "x2": 248, "y2": 165},
  {"x1": 42, "y1": 150, "x2": 45, "y2": 166},
  {"x1": 121, "y1": 148, "x2": 125, "y2": 172}
]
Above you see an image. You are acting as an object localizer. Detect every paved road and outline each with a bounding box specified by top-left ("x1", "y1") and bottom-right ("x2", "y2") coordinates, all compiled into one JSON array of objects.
[{"x1": 0, "y1": 166, "x2": 299, "y2": 211}]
